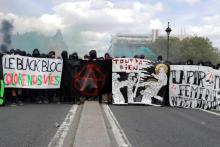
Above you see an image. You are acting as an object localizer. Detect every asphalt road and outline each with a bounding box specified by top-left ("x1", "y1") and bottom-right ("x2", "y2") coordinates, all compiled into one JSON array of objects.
[
  {"x1": 110, "y1": 105, "x2": 220, "y2": 147},
  {"x1": 0, "y1": 104, "x2": 72, "y2": 147}
]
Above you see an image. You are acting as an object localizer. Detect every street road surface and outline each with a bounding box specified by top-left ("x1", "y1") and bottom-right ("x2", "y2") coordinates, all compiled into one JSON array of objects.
[
  {"x1": 110, "y1": 105, "x2": 220, "y2": 147},
  {"x1": 0, "y1": 104, "x2": 72, "y2": 147}
]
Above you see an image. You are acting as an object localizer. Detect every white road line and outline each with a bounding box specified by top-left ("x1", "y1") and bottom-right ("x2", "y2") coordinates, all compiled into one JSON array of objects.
[
  {"x1": 103, "y1": 104, "x2": 132, "y2": 147},
  {"x1": 48, "y1": 105, "x2": 78, "y2": 147},
  {"x1": 198, "y1": 108, "x2": 220, "y2": 117}
]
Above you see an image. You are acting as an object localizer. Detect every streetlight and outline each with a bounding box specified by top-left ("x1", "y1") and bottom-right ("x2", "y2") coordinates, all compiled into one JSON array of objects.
[{"x1": 165, "y1": 22, "x2": 172, "y2": 61}]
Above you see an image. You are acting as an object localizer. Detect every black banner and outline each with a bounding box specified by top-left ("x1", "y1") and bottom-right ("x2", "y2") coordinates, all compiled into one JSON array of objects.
[{"x1": 62, "y1": 59, "x2": 112, "y2": 97}]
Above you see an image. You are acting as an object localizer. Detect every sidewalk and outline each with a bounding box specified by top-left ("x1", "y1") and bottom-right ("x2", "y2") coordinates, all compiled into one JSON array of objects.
[{"x1": 73, "y1": 101, "x2": 112, "y2": 147}]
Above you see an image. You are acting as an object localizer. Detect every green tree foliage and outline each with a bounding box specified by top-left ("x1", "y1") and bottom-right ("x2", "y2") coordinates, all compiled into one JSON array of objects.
[{"x1": 150, "y1": 36, "x2": 220, "y2": 64}]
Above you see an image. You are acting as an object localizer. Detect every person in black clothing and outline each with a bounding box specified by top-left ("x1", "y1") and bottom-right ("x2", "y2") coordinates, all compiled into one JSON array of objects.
[
  {"x1": 71, "y1": 52, "x2": 81, "y2": 104},
  {"x1": 140, "y1": 54, "x2": 145, "y2": 59},
  {"x1": 60, "y1": 50, "x2": 70, "y2": 103},
  {"x1": 157, "y1": 55, "x2": 163, "y2": 63},
  {"x1": 31, "y1": 49, "x2": 41, "y2": 103},
  {"x1": 104, "y1": 53, "x2": 112, "y2": 60},
  {"x1": 84, "y1": 54, "x2": 89, "y2": 60},
  {"x1": 8, "y1": 49, "x2": 24, "y2": 106},
  {"x1": 186, "y1": 59, "x2": 194, "y2": 65},
  {"x1": 89, "y1": 50, "x2": 97, "y2": 60},
  {"x1": 47, "y1": 51, "x2": 57, "y2": 103},
  {"x1": 197, "y1": 60, "x2": 204, "y2": 66},
  {"x1": 216, "y1": 63, "x2": 220, "y2": 69}
]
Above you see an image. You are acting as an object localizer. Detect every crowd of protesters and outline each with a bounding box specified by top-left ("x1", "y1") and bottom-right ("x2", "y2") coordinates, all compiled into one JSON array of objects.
[
  {"x1": 0, "y1": 48, "x2": 220, "y2": 106},
  {"x1": 0, "y1": 48, "x2": 113, "y2": 106}
]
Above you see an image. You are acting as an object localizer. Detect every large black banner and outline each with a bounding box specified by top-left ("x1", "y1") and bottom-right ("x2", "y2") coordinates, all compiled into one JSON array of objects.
[{"x1": 62, "y1": 59, "x2": 112, "y2": 97}]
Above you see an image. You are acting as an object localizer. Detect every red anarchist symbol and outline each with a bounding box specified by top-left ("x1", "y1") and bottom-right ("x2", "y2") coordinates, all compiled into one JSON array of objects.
[{"x1": 73, "y1": 63, "x2": 106, "y2": 96}]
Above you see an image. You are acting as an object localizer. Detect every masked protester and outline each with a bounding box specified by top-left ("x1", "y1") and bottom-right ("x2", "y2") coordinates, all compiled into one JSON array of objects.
[
  {"x1": 47, "y1": 51, "x2": 57, "y2": 103},
  {"x1": 72, "y1": 52, "x2": 79, "y2": 60},
  {"x1": 197, "y1": 60, "x2": 204, "y2": 66},
  {"x1": 30, "y1": 49, "x2": 42, "y2": 103},
  {"x1": 7, "y1": 49, "x2": 24, "y2": 106},
  {"x1": 103, "y1": 53, "x2": 112, "y2": 103},
  {"x1": 89, "y1": 50, "x2": 103, "y2": 102},
  {"x1": 48, "y1": 51, "x2": 55, "y2": 58},
  {"x1": 99, "y1": 57, "x2": 104, "y2": 60},
  {"x1": 104, "y1": 53, "x2": 112, "y2": 60},
  {"x1": 140, "y1": 55, "x2": 145, "y2": 59},
  {"x1": 32, "y1": 48, "x2": 40, "y2": 57},
  {"x1": 84, "y1": 54, "x2": 89, "y2": 60},
  {"x1": 9, "y1": 49, "x2": 15, "y2": 54},
  {"x1": 59, "y1": 50, "x2": 69, "y2": 103},
  {"x1": 216, "y1": 63, "x2": 220, "y2": 70},
  {"x1": 70, "y1": 52, "x2": 81, "y2": 104},
  {"x1": 89, "y1": 50, "x2": 97, "y2": 60},
  {"x1": 157, "y1": 56, "x2": 164, "y2": 64},
  {"x1": 186, "y1": 59, "x2": 193, "y2": 65}
]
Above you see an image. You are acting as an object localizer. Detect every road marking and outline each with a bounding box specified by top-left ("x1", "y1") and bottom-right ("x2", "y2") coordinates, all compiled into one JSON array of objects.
[
  {"x1": 103, "y1": 104, "x2": 132, "y2": 147},
  {"x1": 48, "y1": 105, "x2": 78, "y2": 147},
  {"x1": 198, "y1": 108, "x2": 220, "y2": 117}
]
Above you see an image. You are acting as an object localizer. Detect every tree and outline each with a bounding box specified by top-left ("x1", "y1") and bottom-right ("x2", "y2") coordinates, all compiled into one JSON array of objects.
[{"x1": 150, "y1": 36, "x2": 220, "y2": 64}]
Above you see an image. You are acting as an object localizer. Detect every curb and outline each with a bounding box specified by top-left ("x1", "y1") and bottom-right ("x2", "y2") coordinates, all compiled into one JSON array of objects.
[{"x1": 102, "y1": 104, "x2": 132, "y2": 147}]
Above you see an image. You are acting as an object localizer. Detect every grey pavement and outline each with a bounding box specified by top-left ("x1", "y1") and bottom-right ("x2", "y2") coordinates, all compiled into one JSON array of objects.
[
  {"x1": 73, "y1": 101, "x2": 112, "y2": 147},
  {"x1": 0, "y1": 104, "x2": 72, "y2": 147},
  {"x1": 110, "y1": 105, "x2": 220, "y2": 147}
]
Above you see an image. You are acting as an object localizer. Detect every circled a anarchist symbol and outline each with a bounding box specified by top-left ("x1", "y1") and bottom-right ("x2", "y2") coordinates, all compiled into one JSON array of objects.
[{"x1": 73, "y1": 63, "x2": 106, "y2": 96}]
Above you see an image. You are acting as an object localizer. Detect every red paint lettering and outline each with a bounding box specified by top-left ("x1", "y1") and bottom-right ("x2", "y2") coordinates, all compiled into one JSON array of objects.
[
  {"x1": 50, "y1": 76, "x2": 55, "y2": 85},
  {"x1": 43, "y1": 74, "x2": 48, "y2": 84},
  {"x1": 32, "y1": 75, "x2": 37, "y2": 85},
  {"x1": 6, "y1": 73, "x2": 12, "y2": 85},
  {"x1": 14, "y1": 73, "x2": 18, "y2": 85},
  {"x1": 22, "y1": 74, "x2": 26, "y2": 86}
]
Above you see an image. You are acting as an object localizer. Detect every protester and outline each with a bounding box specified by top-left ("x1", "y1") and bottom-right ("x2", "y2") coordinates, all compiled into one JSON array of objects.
[
  {"x1": 89, "y1": 50, "x2": 97, "y2": 60},
  {"x1": 103, "y1": 53, "x2": 112, "y2": 104},
  {"x1": 60, "y1": 50, "x2": 69, "y2": 103},
  {"x1": 70, "y1": 52, "x2": 80, "y2": 104},
  {"x1": 47, "y1": 51, "x2": 57, "y2": 103},
  {"x1": 84, "y1": 54, "x2": 89, "y2": 60},
  {"x1": 157, "y1": 55, "x2": 163, "y2": 63},
  {"x1": 197, "y1": 60, "x2": 204, "y2": 66},
  {"x1": 31, "y1": 49, "x2": 41, "y2": 103},
  {"x1": 104, "y1": 53, "x2": 112, "y2": 60},
  {"x1": 186, "y1": 59, "x2": 194, "y2": 65},
  {"x1": 216, "y1": 63, "x2": 220, "y2": 69},
  {"x1": 140, "y1": 55, "x2": 145, "y2": 59}
]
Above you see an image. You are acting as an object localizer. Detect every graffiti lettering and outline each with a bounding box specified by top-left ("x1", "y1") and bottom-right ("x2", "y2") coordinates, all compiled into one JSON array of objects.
[{"x1": 169, "y1": 65, "x2": 220, "y2": 110}]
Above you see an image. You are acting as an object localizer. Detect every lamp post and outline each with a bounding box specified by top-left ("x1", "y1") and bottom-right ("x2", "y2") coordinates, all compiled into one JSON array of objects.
[{"x1": 165, "y1": 22, "x2": 172, "y2": 61}]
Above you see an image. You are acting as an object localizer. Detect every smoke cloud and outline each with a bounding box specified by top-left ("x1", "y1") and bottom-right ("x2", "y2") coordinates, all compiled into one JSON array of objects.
[{"x1": 0, "y1": 20, "x2": 14, "y2": 52}]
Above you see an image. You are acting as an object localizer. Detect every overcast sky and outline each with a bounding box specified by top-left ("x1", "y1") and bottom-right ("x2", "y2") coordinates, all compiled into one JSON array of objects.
[{"x1": 0, "y1": 0, "x2": 220, "y2": 55}]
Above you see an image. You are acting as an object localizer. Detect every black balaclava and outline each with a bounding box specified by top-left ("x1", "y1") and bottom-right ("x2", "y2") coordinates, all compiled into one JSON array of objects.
[
  {"x1": 89, "y1": 50, "x2": 97, "y2": 60},
  {"x1": 72, "y1": 52, "x2": 78, "y2": 60},
  {"x1": 32, "y1": 48, "x2": 40, "y2": 57},
  {"x1": 61, "y1": 50, "x2": 68, "y2": 59}
]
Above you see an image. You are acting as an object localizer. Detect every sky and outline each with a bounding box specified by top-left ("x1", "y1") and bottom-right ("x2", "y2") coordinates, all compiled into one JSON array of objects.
[{"x1": 0, "y1": 0, "x2": 220, "y2": 55}]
